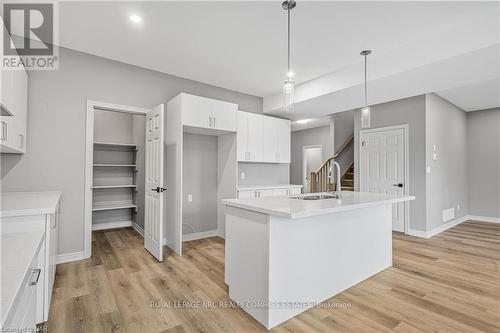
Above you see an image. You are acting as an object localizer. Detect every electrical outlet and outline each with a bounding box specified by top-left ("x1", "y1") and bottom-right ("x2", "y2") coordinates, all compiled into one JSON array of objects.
[
  {"x1": 433, "y1": 153, "x2": 438, "y2": 161},
  {"x1": 187, "y1": 194, "x2": 193, "y2": 202},
  {"x1": 241, "y1": 172, "x2": 246, "y2": 180}
]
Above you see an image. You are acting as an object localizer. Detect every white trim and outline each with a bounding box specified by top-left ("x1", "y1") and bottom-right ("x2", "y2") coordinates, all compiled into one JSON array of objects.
[
  {"x1": 84, "y1": 100, "x2": 152, "y2": 260},
  {"x1": 183, "y1": 230, "x2": 219, "y2": 241},
  {"x1": 359, "y1": 124, "x2": 410, "y2": 234},
  {"x1": 466, "y1": 215, "x2": 500, "y2": 224},
  {"x1": 92, "y1": 220, "x2": 132, "y2": 231},
  {"x1": 132, "y1": 222, "x2": 145, "y2": 236},
  {"x1": 56, "y1": 251, "x2": 85, "y2": 264},
  {"x1": 406, "y1": 214, "x2": 499, "y2": 238}
]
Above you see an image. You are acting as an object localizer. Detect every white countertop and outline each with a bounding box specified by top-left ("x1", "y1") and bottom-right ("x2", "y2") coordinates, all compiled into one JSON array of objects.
[
  {"x1": 223, "y1": 191, "x2": 415, "y2": 219},
  {"x1": 0, "y1": 191, "x2": 62, "y2": 217},
  {"x1": 238, "y1": 184, "x2": 303, "y2": 191},
  {"x1": 1, "y1": 230, "x2": 45, "y2": 326}
]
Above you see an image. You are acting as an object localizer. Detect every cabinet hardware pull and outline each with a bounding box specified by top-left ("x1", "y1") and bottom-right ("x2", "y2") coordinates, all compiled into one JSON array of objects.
[
  {"x1": 0, "y1": 121, "x2": 6, "y2": 141},
  {"x1": 213, "y1": 117, "x2": 216, "y2": 127},
  {"x1": 28, "y1": 268, "x2": 41, "y2": 286},
  {"x1": 209, "y1": 117, "x2": 212, "y2": 127},
  {"x1": 152, "y1": 187, "x2": 166, "y2": 193}
]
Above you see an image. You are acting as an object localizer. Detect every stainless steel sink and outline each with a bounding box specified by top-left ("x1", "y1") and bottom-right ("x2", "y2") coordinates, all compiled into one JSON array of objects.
[{"x1": 292, "y1": 194, "x2": 339, "y2": 200}]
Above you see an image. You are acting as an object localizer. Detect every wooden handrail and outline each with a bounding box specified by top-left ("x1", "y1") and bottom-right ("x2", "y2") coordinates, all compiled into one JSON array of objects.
[
  {"x1": 309, "y1": 135, "x2": 354, "y2": 193},
  {"x1": 314, "y1": 135, "x2": 353, "y2": 174}
]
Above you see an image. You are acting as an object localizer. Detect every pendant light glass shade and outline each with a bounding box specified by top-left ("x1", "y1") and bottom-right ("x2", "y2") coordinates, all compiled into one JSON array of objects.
[
  {"x1": 283, "y1": 76, "x2": 295, "y2": 112},
  {"x1": 360, "y1": 50, "x2": 372, "y2": 128}
]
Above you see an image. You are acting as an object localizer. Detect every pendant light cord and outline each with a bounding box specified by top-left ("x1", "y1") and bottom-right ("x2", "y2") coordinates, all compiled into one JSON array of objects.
[
  {"x1": 364, "y1": 54, "x2": 367, "y2": 107},
  {"x1": 287, "y1": 4, "x2": 291, "y2": 74}
]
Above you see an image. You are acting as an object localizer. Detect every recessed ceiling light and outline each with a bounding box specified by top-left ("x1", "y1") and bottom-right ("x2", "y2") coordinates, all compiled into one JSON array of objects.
[
  {"x1": 129, "y1": 14, "x2": 142, "y2": 24},
  {"x1": 295, "y1": 119, "x2": 311, "y2": 124}
]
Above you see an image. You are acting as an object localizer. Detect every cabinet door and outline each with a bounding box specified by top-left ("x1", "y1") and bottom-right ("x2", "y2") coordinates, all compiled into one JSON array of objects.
[
  {"x1": 276, "y1": 118, "x2": 291, "y2": 163},
  {"x1": 236, "y1": 111, "x2": 248, "y2": 161},
  {"x1": 12, "y1": 68, "x2": 27, "y2": 152},
  {"x1": 181, "y1": 93, "x2": 212, "y2": 129},
  {"x1": 212, "y1": 99, "x2": 237, "y2": 132},
  {"x1": 262, "y1": 116, "x2": 278, "y2": 162},
  {"x1": 258, "y1": 189, "x2": 274, "y2": 197},
  {"x1": 272, "y1": 189, "x2": 288, "y2": 197},
  {"x1": 246, "y1": 112, "x2": 263, "y2": 162},
  {"x1": 0, "y1": 67, "x2": 14, "y2": 116},
  {"x1": 238, "y1": 190, "x2": 255, "y2": 198}
]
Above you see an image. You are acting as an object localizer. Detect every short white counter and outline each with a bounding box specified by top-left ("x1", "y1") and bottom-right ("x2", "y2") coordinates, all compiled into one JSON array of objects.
[
  {"x1": 224, "y1": 191, "x2": 414, "y2": 219},
  {"x1": 0, "y1": 191, "x2": 62, "y2": 217},
  {"x1": 237, "y1": 184, "x2": 303, "y2": 191},
  {"x1": 1, "y1": 230, "x2": 45, "y2": 328}
]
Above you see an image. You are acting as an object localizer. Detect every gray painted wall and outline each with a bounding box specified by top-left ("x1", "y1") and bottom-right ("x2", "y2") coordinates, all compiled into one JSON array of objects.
[
  {"x1": 354, "y1": 95, "x2": 427, "y2": 231},
  {"x1": 182, "y1": 133, "x2": 218, "y2": 234},
  {"x1": 238, "y1": 163, "x2": 290, "y2": 187},
  {"x1": 467, "y1": 108, "x2": 500, "y2": 218},
  {"x1": 425, "y1": 93, "x2": 468, "y2": 229},
  {"x1": 290, "y1": 125, "x2": 332, "y2": 186},
  {"x1": 0, "y1": 47, "x2": 262, "y2": 256},
  {"x1": 94, "y1": 110, "x2": 133, "y2": 143}
]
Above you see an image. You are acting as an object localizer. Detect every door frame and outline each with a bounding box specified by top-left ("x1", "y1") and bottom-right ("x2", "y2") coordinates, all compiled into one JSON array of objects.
[
  {"x1": 302, "y1": 145, "x2": 323, "y2": 193},
  {"x1": 359, "y1": 124, "x2": 410, "y2": 234},
  {"x1": 84, "y1": 100, "x2": 152, "y2": 259}
]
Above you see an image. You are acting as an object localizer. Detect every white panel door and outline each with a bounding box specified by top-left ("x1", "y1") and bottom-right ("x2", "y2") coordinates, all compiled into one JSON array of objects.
[
  {"x1": 212, "y1": 99, "x2": 237, "y2": 131},
  {"x1": 145, "y1": 104, "x2": 165, "y2": 261},
  {"x1": 360, "y1": 127, "x2": 406, "y2": 232}
]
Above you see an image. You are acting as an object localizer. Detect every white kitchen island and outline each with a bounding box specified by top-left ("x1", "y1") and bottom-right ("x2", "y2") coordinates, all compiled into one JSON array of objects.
[{"x1": 222, "y1": 191, "x2": 414, "y2": 329}]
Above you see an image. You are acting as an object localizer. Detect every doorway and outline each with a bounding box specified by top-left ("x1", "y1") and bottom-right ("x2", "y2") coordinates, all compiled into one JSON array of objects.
[
  {"x1": 84, "y1": 101, "x2": 165, "y2": 261},
  {"x1": 359, "y1": 124, "x2": 409, "y2": 233},
  {"x1": 302, "y1": 145, "x2": 323, "y2": 193}
]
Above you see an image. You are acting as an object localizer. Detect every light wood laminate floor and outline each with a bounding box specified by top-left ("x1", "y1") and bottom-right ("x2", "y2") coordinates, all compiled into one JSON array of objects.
[{"x1": 47, "y1": 220, "x2": 500, "y2": 332}]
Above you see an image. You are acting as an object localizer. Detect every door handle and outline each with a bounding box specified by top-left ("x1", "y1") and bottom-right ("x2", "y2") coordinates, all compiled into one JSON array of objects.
[
  {"x1": 28, "y1": 268, "x2": 41, "y2": 286},
  {"x1": 152, "y1": 187, "x2": 166, "y2": 193},
  {"x1": 392, "y1": 183, "x2": 404, "y2": 188}
]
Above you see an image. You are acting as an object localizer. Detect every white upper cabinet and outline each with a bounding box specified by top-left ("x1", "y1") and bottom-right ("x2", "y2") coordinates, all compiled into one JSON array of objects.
[
  {"x1": 237, "y1": 111, "x2": 291, "y2": 163},
  {"x1": 181, "y1": 93, "x2": 237, "y2": 132},
  {"x1": 237, "y1": 111, "x2": 263, "y2": 162},
  {"x1": 0, "y1": 30, "x2": 28, "y2": 154}
]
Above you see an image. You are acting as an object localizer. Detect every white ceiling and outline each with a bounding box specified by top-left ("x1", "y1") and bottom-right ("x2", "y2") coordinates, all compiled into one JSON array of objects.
[
  {"x1": 8, "y1": 1, "x2": 499, "y2": 116},
  {"x1": 50, "y1": 1, "x2": 499, "y2": 98}
]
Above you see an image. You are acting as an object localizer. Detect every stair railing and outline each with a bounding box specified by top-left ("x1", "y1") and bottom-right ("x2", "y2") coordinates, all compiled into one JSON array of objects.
[{"x1": 310, "y1": 135, "x2": 353, "y2": 193}]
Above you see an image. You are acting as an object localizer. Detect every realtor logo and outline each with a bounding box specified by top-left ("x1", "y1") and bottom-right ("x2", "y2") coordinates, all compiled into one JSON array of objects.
[{"x1": 2, "y1": 2, "x2": 59, "y2": 70}]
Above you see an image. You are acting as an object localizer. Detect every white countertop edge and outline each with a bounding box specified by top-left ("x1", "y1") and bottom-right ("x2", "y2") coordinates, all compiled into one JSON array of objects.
[
  {"x1": 237, "y1": 184, "x2": 303, "y2": 191},
  {"x1": 1, "y1": 230, "x2": 45, "y2": 326},
  {"x1": 0, "y1": 191, "x2": 62, "y2": 217},
  {"x1": 223, "y1": 195, "x2": 415, "y2": 219}
]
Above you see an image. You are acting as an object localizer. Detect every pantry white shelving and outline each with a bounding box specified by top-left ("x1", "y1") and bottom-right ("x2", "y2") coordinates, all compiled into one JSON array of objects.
[{"x1": 92, "y1": 141, "x2": 138, "y2": 230}]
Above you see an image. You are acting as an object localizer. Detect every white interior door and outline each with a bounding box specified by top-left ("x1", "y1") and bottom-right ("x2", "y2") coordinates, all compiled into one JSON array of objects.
[
  {"x1": 144, "y1": 104, "x2": 165, "y2": 261},
  {"x1": 360, "y1": 127, "x2": 406, "y2": 232}
]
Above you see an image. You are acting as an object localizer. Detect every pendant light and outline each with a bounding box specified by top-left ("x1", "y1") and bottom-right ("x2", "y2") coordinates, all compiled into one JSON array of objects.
[
  {"x1": 282, "y1": 0, "x2": 296, "y2": 112},
  {"x1": 360, "y1": 50, "x2": 372, "y2": 129}
]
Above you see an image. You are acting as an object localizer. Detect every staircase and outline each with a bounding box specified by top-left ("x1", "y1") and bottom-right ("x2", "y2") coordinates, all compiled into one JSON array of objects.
[
  {"x1": 341, "y1": 164, "x2": 354, "y2": 191},
  {"x1": 309, "y1": 135, "x2": 354, "y2": 193}
]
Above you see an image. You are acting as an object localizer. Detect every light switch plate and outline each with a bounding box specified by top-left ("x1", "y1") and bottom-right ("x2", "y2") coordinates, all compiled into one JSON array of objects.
[
  {"x1": 241, "y1": 172, "x2": 246, "y2": 180},
  {"x1": 187, "y1": 194, "x2": 193, "y2": 202},
  {"x1": 426, "y1": 166, "x2": 431, "y2": 174}
]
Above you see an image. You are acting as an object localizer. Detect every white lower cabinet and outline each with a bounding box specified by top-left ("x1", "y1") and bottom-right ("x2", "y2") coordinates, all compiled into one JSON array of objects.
[{"x1": 237, "y1": 186, "x2": 302, "y2": 198}]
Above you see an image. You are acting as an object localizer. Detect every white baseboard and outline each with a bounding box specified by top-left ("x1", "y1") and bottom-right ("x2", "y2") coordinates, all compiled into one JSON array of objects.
[
  {"x1": 92, "y1": 220, "x2": 132, "y2": 231},
  {"x1": 466, "y1": 215, "x2": 500, "y2": 224},
  {"x1": 132, "y1": 222, "x2": 144, "y2": 236},
  {"x1": 407, "y1": 214, "x2": 499, "y2": 239},
  {"x1": 56, "y1": 251, "x2": 85, "y2": 264},
  {"x1": 183, "y1": 230, "x2": 219, "y2": 241}
]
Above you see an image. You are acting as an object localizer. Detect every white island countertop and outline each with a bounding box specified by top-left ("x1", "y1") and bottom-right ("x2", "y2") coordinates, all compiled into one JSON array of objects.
[
  {"x1": 223, "y1": 191, "x2": 415, "y2": 219},
  {"x1": 0, "y1": 191, "x2": 62, "y2": 218},
  {"x1": 1, "y1": 230, "x2": 45, "y2": 326}
]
